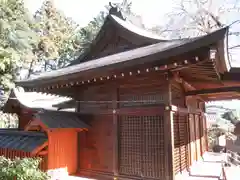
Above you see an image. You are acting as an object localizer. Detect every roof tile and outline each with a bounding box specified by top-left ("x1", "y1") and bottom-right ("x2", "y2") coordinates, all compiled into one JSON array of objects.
[
  {"x1": 0, "y1": 130, "x2": 47, "y2": 152},
  {"x1": 35, "y1": 110, "x2": 89, "y2": 129}
]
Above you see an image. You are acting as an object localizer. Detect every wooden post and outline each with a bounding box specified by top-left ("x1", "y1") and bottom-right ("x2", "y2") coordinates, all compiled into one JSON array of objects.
[
  {"x1": 177, "y1": 113, "x2": 182, "y2": 173},
  {"x1": 203, "y1": 115, "x2": 209, "y2": 151},
  {"x1": 112, "y1": 86, "x2": 119, "y2": 177},
  {"x1": 193, "y1": 114, "x2": 198, "y2": 161},
  {"x1": 199, "y1": 114, "x2": 203, "y2": 156},
  {"x1": 164, "y1": 109, "x2": 175, "y2": 180},
  {"x1": 164, "y1": 78, "x2": 175, "y2": 180},
  {"x1": 186, "y1": 113, "x2": 191, "y2": 170}
]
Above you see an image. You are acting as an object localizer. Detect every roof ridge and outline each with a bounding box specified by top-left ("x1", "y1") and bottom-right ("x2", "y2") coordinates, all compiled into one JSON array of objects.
[{"x1": 108, "y1": 2, "x2": 125, "y2": 20}]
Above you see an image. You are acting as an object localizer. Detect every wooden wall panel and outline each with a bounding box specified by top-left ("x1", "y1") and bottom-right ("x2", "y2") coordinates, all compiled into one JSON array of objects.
[
  {"x1": 48, "y1": 129, "x2": 78, "y2": 174},
  {"x1": 77, "y1": 72, "x2": 169, "y2": 179},
  {"x1": 189, "y1": 114, "x2": 196, "y2": 164},
  {"x1": 19, "y1": 112, "x2": 33, "y2": 130},
  {"x1": 173, "y1": 113, "x2": 189, "y2": 174},
  {"x1": 179, "y1": 114, "x2": 189, "y2": 171},
  {"x1": 172, "y1": 81, "x2": 190, "y2": 174},
  {"x1": 78, "y1": 115, "x2": 114, "y2": 173}
]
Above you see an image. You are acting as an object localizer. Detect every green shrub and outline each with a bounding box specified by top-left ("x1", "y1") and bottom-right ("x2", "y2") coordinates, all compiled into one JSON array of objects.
[{"x1": 0, "y1": 156, "x2": 50, "y2": 180}]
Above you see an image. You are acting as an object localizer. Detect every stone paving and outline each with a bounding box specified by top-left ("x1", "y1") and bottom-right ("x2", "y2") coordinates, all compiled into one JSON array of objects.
[
  {"x1": 176, "y1": 152, "x2": 227, "y2": 180},
  {"x1": 57, "y1": 152, "x2": 239, "y2": 180}
]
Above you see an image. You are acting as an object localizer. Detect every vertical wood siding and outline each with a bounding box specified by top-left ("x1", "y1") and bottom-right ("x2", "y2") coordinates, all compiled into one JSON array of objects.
[
  {"x1": 18, "y1": 111, "x2": 33, "y2": 130},
  {"x1": 48, "y1": 129, "x2": 78, "y2": 174},
  {"x1": 78, "y1": 115, "x2": 114, "y2": 173},
  {"x1": 186, "y1": 96, "x2": 208, "y2": 167},
  {"x1": 77, "y1": 72, "x2": 169, "y2": 179},
  {"x1": 0, "y1": 148, "x2": 47, "y2": 171},
  {"x1": 172, "y1": 82, "x2": 190, "y2": 174}
]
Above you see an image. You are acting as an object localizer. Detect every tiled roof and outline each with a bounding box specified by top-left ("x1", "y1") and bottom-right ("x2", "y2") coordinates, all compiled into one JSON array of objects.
[
  {"x1": 0, "y1": 130, "x2": 47, "y2": 152},
  {"x1": 34, "y1": 110, "x2": 89, "y2": 129}
]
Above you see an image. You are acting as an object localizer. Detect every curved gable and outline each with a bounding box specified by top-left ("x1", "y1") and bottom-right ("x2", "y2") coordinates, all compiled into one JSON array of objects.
[{"x1": 69, "y1": 8, "x2": 167, "y2": 65}]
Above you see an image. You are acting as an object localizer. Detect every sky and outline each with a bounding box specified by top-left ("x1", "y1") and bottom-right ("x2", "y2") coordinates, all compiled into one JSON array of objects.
[
  {"x1": 24, "y1": 0, "x2": 240, "y2": 108},
  {"x1": 24, "y1": 0, "x2": 175, "y2": 28}
]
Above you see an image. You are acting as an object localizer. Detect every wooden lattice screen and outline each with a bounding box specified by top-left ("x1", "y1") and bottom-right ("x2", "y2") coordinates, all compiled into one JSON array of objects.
[
  {"x1": 173, "y1": 113, "x2": 189, "y2": 174},
  {"x1": 178, "y1": 114, "x2": 189, "y2": 171},
  {"x1": 173, "y1": 113, "x2": 180, "y2": 173},
  {"x1": 119, "y1": 115, "x2": 165, "y2": 179}
]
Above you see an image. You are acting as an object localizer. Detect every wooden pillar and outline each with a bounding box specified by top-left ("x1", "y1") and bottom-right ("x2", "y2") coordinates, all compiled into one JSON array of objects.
[
  {"x1": 177, "y1": 113, "x2": 181, "y2": 173},
  {"x1": 203, "y1": 115, "x2": 208, "y2": 151},
  {"x1": 199, "y1": 114, "x2": 203, "y2": 156},
  {"x1": 186, "y1": 113, "x2": 191, "y2": 170},
  {"x1": 164, "y1": 78, "x2": 175, "y2": 180},
  {"x1": 112, "y1": 86, "x2": 119, "y2": 177}
]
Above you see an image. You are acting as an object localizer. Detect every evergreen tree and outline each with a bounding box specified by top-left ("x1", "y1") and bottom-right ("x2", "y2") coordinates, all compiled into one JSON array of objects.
[
  {"x1": 0, "y1": 0, "x2": 38, "y2": 89},
  {"x1": 27, "y1": 0, "x2": 81, "y2": 76}
]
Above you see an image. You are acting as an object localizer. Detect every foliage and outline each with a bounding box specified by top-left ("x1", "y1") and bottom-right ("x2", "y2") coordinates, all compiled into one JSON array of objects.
[
  {"x1": 26, "y1": 0, "x2": 81, "y2": 75},
  {"x1": 222, "y1": 110, "x2": 240, "y2": 125},
  {"x1": 0, "y1": 156, "x2": 49, "y2": 180},
  {"x1": 0, "y1": 0, "x2": 38, "y2": 89},
  {"x1": 207, "y1": 126, "x2": 226, "y2": 149},
  {"x1": 0, "y1": 111, "x2": 18, "y2": 128}
]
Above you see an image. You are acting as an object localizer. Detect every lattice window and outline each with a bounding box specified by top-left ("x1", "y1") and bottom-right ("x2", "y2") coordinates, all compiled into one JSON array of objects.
[
  {"x1": 119, "y1": 115, "x2": 165, "y2": 178},
  {"x1": 119, "y1": 116, "x2": 142, "y2": 176}
]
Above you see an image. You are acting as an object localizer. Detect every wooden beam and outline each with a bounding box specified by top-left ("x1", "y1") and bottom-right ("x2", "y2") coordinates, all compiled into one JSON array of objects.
[
  {"x1": 78, "y1": 106, "x2": 166, "y2": 116},
  {"x1": 24, "y1": 119, "x2": 48, "y2": 132},
  {"x1": 38, "y1": 150, "x2": 48, "y2": 156},
  {"x1": 171, "y1": 105, "x2": 203, "y2": 115},
  {"x1": 31, "y1": 141, "x2": 48, "y2": 156},
  {"x1": 115, "y1": 106, "x2": 165, "y2": 116},
  {"x1": 173, "y1": 72, "x2": 196, "y2": 91},
  {"x1": 221, "y1": 72, "x2": 240, "y2": 81},
  {"x1": 185, "y1": 86, "x2": 240, "y2": 96},
  {"x1": 173, "y1": 72, "x2": 208, "y2": 101},
  {"x1": 112, "y1": 86, "x2": 119, "y2": 177}
]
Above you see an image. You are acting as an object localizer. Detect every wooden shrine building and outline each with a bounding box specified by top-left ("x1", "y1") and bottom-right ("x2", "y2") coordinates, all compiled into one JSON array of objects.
[{"x1": 3, "y1": 7, "x2": 240, "y2": 180}]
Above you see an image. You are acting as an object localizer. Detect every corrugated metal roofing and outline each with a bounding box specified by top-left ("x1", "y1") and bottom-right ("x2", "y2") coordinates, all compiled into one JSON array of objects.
[
  {"x1": 0, "y1": 130, "x2": 47, "y2": 152},
  {"x1": 35, "y1": 110, "x2": 89, "y2": 129}
]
